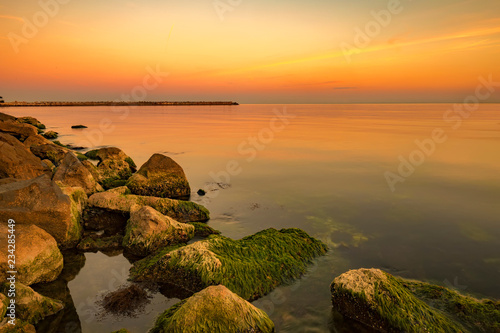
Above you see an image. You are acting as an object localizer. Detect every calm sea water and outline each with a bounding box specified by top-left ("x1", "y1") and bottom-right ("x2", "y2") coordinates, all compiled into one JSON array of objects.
[{"x1": 6, "y1": 104, "x2": 500, "y2": 332}]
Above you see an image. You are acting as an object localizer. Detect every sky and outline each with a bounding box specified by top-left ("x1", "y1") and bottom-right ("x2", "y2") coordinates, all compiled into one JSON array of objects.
[{"x1": 1, "y1": 0, "x2": 500, "y2": 103}]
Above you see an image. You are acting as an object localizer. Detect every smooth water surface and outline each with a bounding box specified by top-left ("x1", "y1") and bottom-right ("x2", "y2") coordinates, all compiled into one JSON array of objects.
[{"x1": 6, "y1": 104, "x2": 500, "y2": 332}]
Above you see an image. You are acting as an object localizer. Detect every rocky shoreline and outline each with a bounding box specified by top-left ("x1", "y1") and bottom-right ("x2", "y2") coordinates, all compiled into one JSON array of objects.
[{"x1": 0, "y1": 110, "x2": 499, "y2": 332}]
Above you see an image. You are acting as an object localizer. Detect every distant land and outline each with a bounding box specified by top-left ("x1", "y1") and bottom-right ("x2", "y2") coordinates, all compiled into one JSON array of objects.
[{"x1": 0, "y1": 101, "x2": 239, "y2": 107}]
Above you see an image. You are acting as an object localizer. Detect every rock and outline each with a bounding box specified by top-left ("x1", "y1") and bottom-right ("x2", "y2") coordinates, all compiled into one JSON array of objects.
[
  {"x1": 0, "y1": 133, "x2": 50, "y2": 180},
  {"x1": 17, "y1": 116, "x2": 45, "y2": 130},
  {"x1": 0, "y1": 224, "x2": 63, "y2": 285},
  {"x1": 197, "y1": 189, "x2": 206, "y2": 196},
  {"x1": 22, "y1": 134, "x2": 53, "y2": 149},
  {"x1": 0, "y1": 175, "x2": 85, "y2": 248},
  {"x1": 0, "y1": 120, "x2": 38, "y2": 141},
  {"x1": 123, "y1": 206, "x2": 195, "y2": 257},
  {"x1": 0, "y1": 294, "x2": 7, "y2": 318},
  {"x1": 77, "y1": 234, "x2": 123, "y2": 252},
  {"x1": 88, "y1": 189, "x2": 210, "y2": 223},
  {"x1": 187, "y1": 222, "x2": 220, "y2": 237},
  {"x1": 330, "y1": 268, "x2": 500, "y2": 333},
  {"x1": 71, "y1": 125, "x2": 87, "y2": 129},
  {"x1": 0, "y1": 112, "x2": 16, "y2": 122},
  {"x1": 0, "y1": 319, "x2": 36, "y2": 333},
  {"x1": 42, "y1": 130, "x2": 58, "y2": 139},
  {"x1": 41, "y1": 159, "x2": 55, "y2": 171},
  {"x1": 150, "y1": 285, "x2": 274, "y2": 333},
  {"x1": 0, "y1": 282, "x2": 63, "y2": 324},
  {"x1": 111, "y1": 329, "x2": 131, "y2": 333},
  {"x1": 85, "y1": 147, "x2": 136, "y2": 190},
  {"x1": 53, "y1": 152, "x2": 103, "y2": 195},
  {"x1": 30, "y1": 143, "x2": 70, "y2": 166},
  {"x1": 126, "y1": 153, "x2": 190, "y2": 199},
  {"x1": 131, "y1": 228, "x2": 327, "y2": 300}
]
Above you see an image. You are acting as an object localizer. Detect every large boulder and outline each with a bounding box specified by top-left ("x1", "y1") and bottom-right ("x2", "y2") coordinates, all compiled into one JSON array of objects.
[
  {"x1": 0, "y1": 133, "x2": 49, "y2": 180},
  {"x1": 23, "y1": 134, "x2": 53, "y2": 149},
  {"x1": 0, "y1": 175, "x2": 85, "y2": 248},
  {"x1": 84, "y1": 147, "x2": 136, "y2": 189},
  {"x1": 331, "y1": 268, "x2": 500, "y2": 333},
  {"x1": 150, "y1": 285, "x2": 275, "y2": 333},
  {"x1": 0, "y1": 224, "x2": 63, "y2": 285},
  {"x1": 0, "y1": 282, "x2": 63, "y2": 324},
  {"x1": 0, "y1": 112, "x2": 16, "y2": 122},
  {"x1": 131, "y1": 228, "x2": 327, "y2": 300},
  {"x1": 127, "y1": 153, "x2": 190, "y2": 199},
  {"x1": 53, "y1": 152, "x2": 103, "y2": 195},
  {"x1": 88, "y1": 187, "x2": 210, "y2": 224},
  {"x1": 123, "y1": 206, "x2": 195, "y2": 257},
  {"x1": 16, "y1": 116, "x2": 45, "y2": 130},
  {"x1": 30, "y1": 143, "x2": 70, "y2": 166},
  {"x1": 0, "y1": 120, "x2": 38, "y2": 141}
]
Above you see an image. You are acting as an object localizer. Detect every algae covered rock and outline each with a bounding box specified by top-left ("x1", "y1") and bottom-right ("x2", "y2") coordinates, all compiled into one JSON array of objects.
[
  {"x1": 150, "y1": 285, "x2": 275, "y2": 333},
  {"x1": 187, "y1": 222, "x2": 221, "y2": 237},
  {"x1": 331, "y1": 268, "x2": 500, "y2": 333},
  {"x1": 127, "y1": 153, "x2": 190, "y2": 199},
  {"x1": 53, "y1": 152, "x2": 103, "y2": 195},
  {"x1": 131, "y1": 228, "x2": 327, "y2": 300},
  {"x1": 0, "y1": 282, "x2": 63, "y2": 324},
  {"x1": 16, "y1": 116, "x2": 45, "y2": 130},
  {"x1": 42, "y1": 130, "x2": 58, "y2": 139},
  {"x1": 0, "y1": 133, "x2": 50, "y2": 180},
  {"x1": 0, "y1": 224, "x2": 63, "y2": 285},
  {"x1": 88, "y1": 189, "x2": 210, "y2": 223},
  {"x1": 123, "y1": 206, "x2": 195, "y2": 257},
  {"x1": 0, "y1": 175, "x2": 84, "y2": 248},
  {"x1": 30, "y1": 143, "x2": 70, "y2": 166},
  {"x1": 84, "y1": 147, "x2": 136, "y2": 189}
]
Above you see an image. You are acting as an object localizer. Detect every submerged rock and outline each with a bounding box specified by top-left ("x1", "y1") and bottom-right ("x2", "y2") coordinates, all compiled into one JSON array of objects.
[
  {"x1": 0, "y1": 282, "x2": 63, "y2": 324},
  {"x1": 42, "y1": 130, "x2": 58, "y2": 139},
  {"x1": 84, "y1": 147, "x2": 136, "y2": 190},
  {"x1": 123, "y1": 206, "x2": 195, "y2": 257},
  {"x1": 150, "y1": 285, "x2": 275, "y2": 333},
  {"x1": 127, "y1": 153, "x2": 190, "y2": 199},
  {"x1": 0, "y1": 133, "x2": 50, "y2": 180},
  {"x1": 0, "y1": 175, "x2": 85, "y2": 248},
  {"x1": 331, "y1": 268, "x2": 500, "y2": 333},
  {"x1": 131, "y1": 228, "x2": 327, "y2": 300},
  {"x1": 71, "y1": 125, "x2": 87, "y2": 129},
  {"x1": 53, "y1": 152, "x2": 103, "y2": 195},
  {"x1": 0, "y1": 224, "x2": 63, "y2": 285},
  {"x1": 88, "y1": 188, "x2": 210, "y2": 223}
]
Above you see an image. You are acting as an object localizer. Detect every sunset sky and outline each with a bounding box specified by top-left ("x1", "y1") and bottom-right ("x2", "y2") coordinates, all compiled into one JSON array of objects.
[{"x1": 1, "y1": 0, "x2": 500, "y2": 103}]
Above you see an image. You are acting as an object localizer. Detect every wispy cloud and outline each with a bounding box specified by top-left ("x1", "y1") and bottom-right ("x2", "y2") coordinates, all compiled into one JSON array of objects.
[{"x1": 0, "y1": 15, "x2": 24, "y2": 23}]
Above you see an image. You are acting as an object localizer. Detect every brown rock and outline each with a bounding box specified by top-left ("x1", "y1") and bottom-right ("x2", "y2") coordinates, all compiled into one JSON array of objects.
[
  {"x1": 16, "y1": 116, "x2": 45, "y2": 130},
  {"x1": 127, "y1": 153, "x2": 190, "y2": 199},
  {"x1": 0, "y1": 133, "x2": 49, "y2": 180},
  {"x1": 0, "y1": 224, "x2": 63, "y2": 285},
  {"x1": 53, "y1": 152, "x2": 103, "y2": 195},
  {"x1": 0, "y1": 112, "x2": 16, "y2": 122},
  {"x1": 85, "y1": 147, "x2": 136, "y2": 190},
  {"x1": 23, "y1": 134, "x2": 53, "y2": 149},
  {"x1": 0, "y1": 120, "x2": 38, "y2": 141},
  {"x1": 30, "y1": 143, "x2": 70, "y2": 166},
  {"x1": 0, "y1": 175, "x2": 85, "y2": 248}
]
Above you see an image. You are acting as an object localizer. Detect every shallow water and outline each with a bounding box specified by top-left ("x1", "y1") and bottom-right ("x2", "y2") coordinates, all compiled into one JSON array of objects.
[{"x1": 6, "y1": 104, "x2": 500, "y2": 332}]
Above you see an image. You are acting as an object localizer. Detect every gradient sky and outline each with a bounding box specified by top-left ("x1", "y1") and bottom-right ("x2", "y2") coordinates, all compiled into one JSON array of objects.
[{"x1": 1, "y1": 0, "x2": 500, "y2": 103}]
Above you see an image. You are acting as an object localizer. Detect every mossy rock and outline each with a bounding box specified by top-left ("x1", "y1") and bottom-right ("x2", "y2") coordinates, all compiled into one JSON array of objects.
[
  {"x1": 123, "y1": 206, "x2": 195, "y2": 257},
  {"x1": 187, "y1": 222, "x2": 220, "y2": 237},
  {"x1": 126, "y1": 153, "x2": 190, "y2": 199},
  {"x1": 150, "y1": 285, "x2": 275, "y2": 333},
  {"x1": 84, "y1": 147, "x2": 136, "y2": 190},
  {"x1": 0, "y1": 282, "x2": 63, "y2": 324},
  {"x1": 17, "y1": 116, "x2": 45, "y2": 130},
  {"x1": 131, "y1": 228, "x2": 327, "y2": 300},
  {"x1": 77, "y1": 234, "x2": 124, "y2": 252},
  {"x1": 88, "y1": 189, "x2": 210, "y2": 223},
  {"x1": 42, "y1": 131, "x2": 58, "y2": 139},
  {"x1": 331, "y1": 268, "x2": 500, "y2": 333}
]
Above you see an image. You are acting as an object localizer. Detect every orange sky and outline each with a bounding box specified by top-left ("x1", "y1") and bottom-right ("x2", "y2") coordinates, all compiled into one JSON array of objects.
[{"x1": 1, "y1": 0, "x2": 500, "y2": 103}]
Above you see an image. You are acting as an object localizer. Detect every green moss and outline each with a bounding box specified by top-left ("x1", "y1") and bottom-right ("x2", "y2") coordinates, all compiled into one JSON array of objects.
[
  {"x1": 127, "y1": 173, "x2": 190, "y2": 199},
  {"x1": 76, "y1": 152, "x2": 88, "y2": 161},
  {"x1": 187, "y1": 222, "x2": 220, "y2": 237},
  {"x1": 125, "y1": 156, "x2": 136, "y2": 170},
  {"x1": 52, "y1": 140, "x2": 69, "y2": 148},
  {"x1": 131, "y1": 228, "x2": 327, "y2": 300},
  {"x1": 42, "y1": 131, "x2": 58, "y2": 139},
  {"x1": 85, "y1": 149, "x2": 100, "y2": 160}
]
